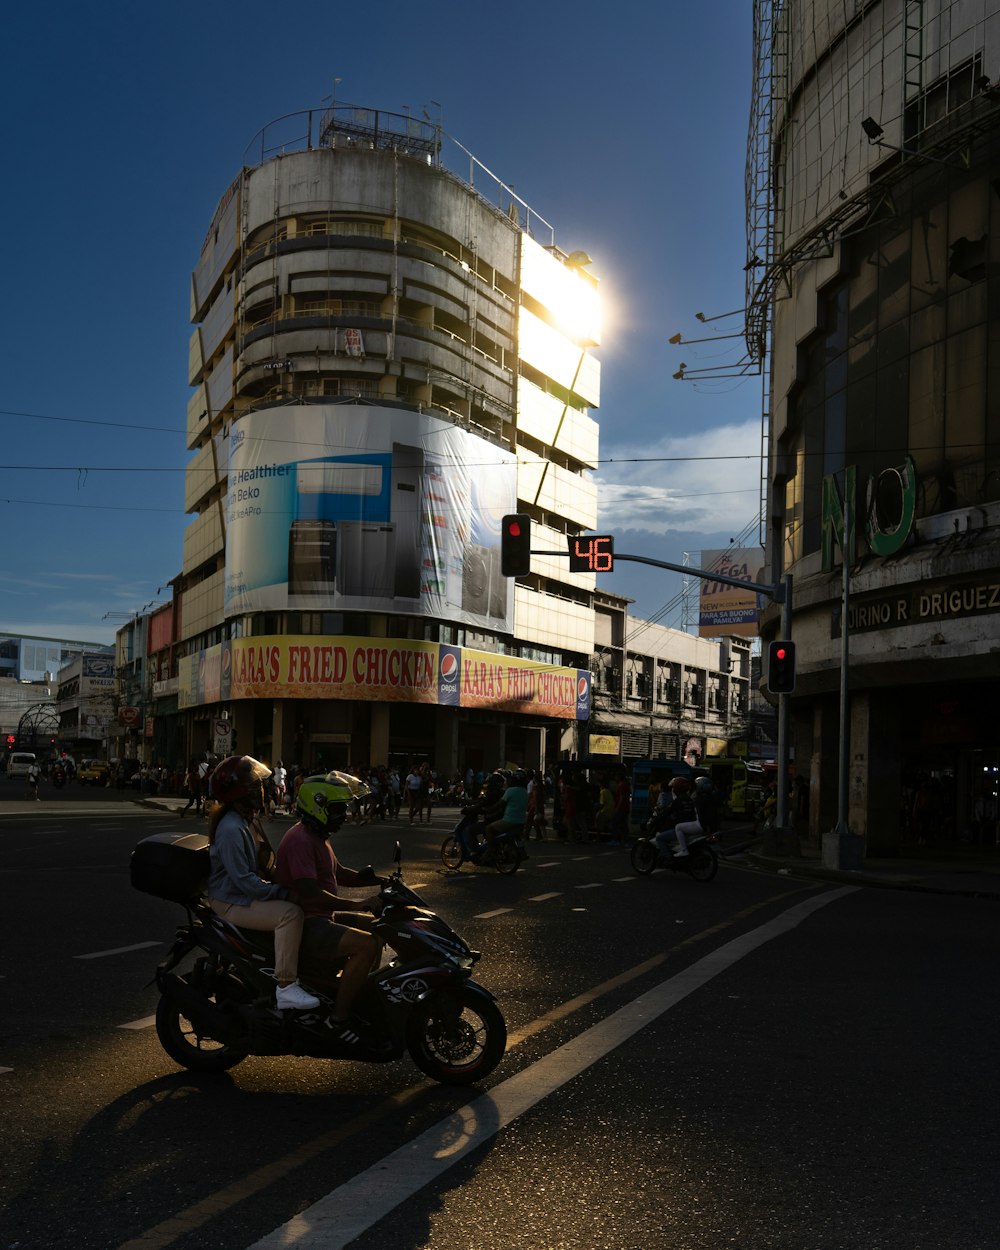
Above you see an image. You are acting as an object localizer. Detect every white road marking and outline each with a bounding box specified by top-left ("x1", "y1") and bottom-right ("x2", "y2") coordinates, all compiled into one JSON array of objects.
[
  {"x1": 575, "y1": 883, "x2": 602, "y2": 890},
  {"x1": 119, "y1": 1015, "x2": 157, "y2": 1031},
  {"x1": 613, "y1": 876, "x2": 636, "y2": 883},
  {"x1": 473, "y1": 908, "x2": 513, "y2": 919},
  {"x1": 537, "y1": 861, "x2": 559, "y2": 867},
  {"x1": 0, "y1": 1066, "x2": 13, "y2": 1076},
  {"x1": 75, "y1": 941, "x2": 162, "y2": 960},
  {"x1": 245, "y1": 887, "x2": 857, "y2": 1250},
  {"x1": 528, "y1": 893, "x2": 562, "y2": 902}
]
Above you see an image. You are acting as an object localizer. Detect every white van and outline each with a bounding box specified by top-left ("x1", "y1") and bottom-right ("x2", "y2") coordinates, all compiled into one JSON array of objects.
[{"x1": 7, "y1": 752, "x2": 37, "y2": 780}]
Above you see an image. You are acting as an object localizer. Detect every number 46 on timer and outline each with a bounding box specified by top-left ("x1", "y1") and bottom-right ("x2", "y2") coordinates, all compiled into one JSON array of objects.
[{"x1": 567, "y1": 534, "x2": 615, "y2": 572}]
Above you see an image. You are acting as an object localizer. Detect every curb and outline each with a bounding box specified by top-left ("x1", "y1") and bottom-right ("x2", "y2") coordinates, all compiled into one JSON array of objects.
[{"x1": 745, "y1": 850, "x2": 1000, "y2": 902}]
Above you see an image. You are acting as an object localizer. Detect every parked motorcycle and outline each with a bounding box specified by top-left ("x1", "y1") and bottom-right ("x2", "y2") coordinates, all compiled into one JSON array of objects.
[
  {"x1": 130, "y1": 833, "x2": 507, "y2": 1085},
  {"x1": 629, "y1": 812, "x2": 719, "y2": 882},
  {"x1": 440, "y1": 810, "x2": 528, "y2": 875}
]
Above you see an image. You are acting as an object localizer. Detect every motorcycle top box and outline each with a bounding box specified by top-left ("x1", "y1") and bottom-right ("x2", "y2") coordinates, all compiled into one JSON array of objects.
[{"x1": 131, "y1": 832, "x2": 210, "y2": 905}]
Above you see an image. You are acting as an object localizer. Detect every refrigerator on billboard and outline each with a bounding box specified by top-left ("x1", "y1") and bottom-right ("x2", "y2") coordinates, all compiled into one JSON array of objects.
[{"x1": 391, "y1": 442, "x2": 424, "y2": 600}]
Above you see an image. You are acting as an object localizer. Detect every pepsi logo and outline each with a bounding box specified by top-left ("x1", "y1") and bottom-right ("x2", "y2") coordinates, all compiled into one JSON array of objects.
[
  {"x1": 577, "y1": 675, "x2": 589, "y2": 698},
  {"x1": 440, "y1": 653, "x2": 459, "y2": 681}
]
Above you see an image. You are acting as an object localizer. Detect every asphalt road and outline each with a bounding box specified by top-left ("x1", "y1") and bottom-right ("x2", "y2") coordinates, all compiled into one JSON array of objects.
[{"x1": 2, "y1": 796, "x2": 998, "y2": 1249}]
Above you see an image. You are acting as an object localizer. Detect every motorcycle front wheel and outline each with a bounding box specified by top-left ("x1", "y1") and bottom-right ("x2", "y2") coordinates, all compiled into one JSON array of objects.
[
  {"x1": 406, "y1": 986, "x2": 507, "y2": 1085},
  {"x1": 630, "y1": 839, "x2": 659, "y2": 876},
  {"x1": 688, "y1": 844, "x2": 719, "y2": 883},
  {"x1": 440, "y1": 835, "x2": 465, "y2": 870},
  {"x1": 494, "y1": 838, "x2": 521, "y2": 875},
  {"x1": 155, "y1": 975, "x2": 248, "y2": 1073}
]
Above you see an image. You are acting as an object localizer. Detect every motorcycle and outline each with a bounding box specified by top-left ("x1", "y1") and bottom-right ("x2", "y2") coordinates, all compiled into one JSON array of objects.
[
  {"x1": 130, "y1": 833, "x2": 507, "y2": 1085},
  {"x1": 629, "y1": 811, "x2": 719, "y2": 883},
  {"x1": 51, "y1": 765, "x2": 66, "y2": 790},
  {"x1": 440, "y1": 810, "x2": 528, "y2": 875}
]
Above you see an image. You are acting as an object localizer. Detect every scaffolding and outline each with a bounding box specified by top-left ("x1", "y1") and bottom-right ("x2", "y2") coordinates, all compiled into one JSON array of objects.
[{"x1": 744, "y1": 0, "x2": 1000, "y2": 542}]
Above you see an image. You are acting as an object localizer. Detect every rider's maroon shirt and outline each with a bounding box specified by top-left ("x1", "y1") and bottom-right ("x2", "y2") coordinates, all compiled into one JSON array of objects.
[{"x1": 274, "y1": 821, "x2": 338, "y2": 917}]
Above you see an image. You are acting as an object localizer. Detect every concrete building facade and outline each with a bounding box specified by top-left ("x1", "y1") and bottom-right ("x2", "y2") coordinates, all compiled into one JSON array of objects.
[
  {"x1": 175, "y1": 105, "x2": 603, "y2": 776},
  {"x1": 751, "y1": 1, "x2": 1000, "y2": 852}
]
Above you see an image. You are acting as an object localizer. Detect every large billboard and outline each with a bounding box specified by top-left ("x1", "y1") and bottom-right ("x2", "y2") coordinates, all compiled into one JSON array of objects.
[
  {"x1": 224, "y1": 404, "x2": 516, "y2": 630},
  {"x1": 698, "y1": 548, "x2": 765, "y2": 639},
  {"x1": 178, "y1": 636, "x2": 590, "y2": 721}
]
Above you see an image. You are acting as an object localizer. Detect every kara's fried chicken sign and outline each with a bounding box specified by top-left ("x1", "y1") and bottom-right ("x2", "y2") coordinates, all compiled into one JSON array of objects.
[{"x1": 180, "y1": 637, "x2": 590, "y2": 721}]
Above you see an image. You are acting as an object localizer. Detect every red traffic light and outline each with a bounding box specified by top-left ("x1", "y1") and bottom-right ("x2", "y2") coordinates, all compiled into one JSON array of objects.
[
  {"x1": 5, "y1": 734, "x2": 15, "y2": 747},
  {"x1": 501, "y1": 513, "x2": 532, "y2": 577},
  {"x1": 767, "y1": 640, "x2": 796, "y2": 694}
]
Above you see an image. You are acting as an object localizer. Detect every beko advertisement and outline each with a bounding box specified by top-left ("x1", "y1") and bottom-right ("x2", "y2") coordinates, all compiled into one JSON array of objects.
[{"x1": 224, "y1": 405, "x2": 516, "y2": 629}]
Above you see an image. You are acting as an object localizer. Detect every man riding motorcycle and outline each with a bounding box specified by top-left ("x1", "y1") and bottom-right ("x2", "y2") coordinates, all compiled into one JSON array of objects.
[
  {"x1": 455, "y1": 769, "x2": 507, "y2": 860},
  {"x1": 484, "y1": 770, "x2": 529, "y2": 862},
  {"x1": 273, "y1": 775, "x2": 387, "y2": 1048}
]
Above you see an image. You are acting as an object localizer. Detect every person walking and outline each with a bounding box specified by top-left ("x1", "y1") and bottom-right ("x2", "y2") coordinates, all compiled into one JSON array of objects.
[
  {"x1": 418, "y1": 765, "x2": 434, "y2": 823},
  {"x1": 527, "y1": 769, "x2": 547, "y2": 839},
  {"x1": 405, "y1": 765, "x2": 422, "y2": 825},
  {"x1": 180, "y1": 757, "x2": 203, "y2": 817},
  {"x1": 611, "y1": 768, "x2": 632, "y2": 845}
]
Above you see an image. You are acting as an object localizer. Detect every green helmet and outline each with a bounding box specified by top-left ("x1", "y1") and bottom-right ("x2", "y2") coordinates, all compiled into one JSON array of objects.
[
  {"x1": 325, "y1": 768, "x2": 371, "y2": 800},
  {"x1": 296, "y1": 776, "x2": 354, "y2": 830}
]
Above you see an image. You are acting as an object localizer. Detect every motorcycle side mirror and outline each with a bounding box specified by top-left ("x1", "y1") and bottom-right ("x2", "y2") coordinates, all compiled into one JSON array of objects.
[{"x1": 393, "y1": 841, "x2": 402, "y2": 866}]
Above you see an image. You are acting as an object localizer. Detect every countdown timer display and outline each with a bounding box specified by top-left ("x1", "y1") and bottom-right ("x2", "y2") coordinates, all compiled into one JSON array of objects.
[{"x1": 567, "y1": 534, "x2": 615, "y2": 572}]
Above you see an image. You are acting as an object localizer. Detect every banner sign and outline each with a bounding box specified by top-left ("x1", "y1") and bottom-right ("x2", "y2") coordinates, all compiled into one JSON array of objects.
[
  {"x1": 588, "y1": 733, "x2": 621, "y2": 756},
  {"x1": 179, "y1": 636, "x2": 590, "y2": 721},
  {"x1": 82, "y1": 654, "x2": 115, "y2": 689},
  {"x1": 698, "y1": 548, "x2": 765, "y2": 639},
  {"x1": 223, "y1": 404, "x2": 516, "y2": 632}
]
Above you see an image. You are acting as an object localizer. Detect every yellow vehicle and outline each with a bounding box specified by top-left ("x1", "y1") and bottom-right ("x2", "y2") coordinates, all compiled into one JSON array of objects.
[
  {"x1": 706, "y1": 758, "x2": 765, "y2": 816},
  {"x1": 79, "y1": 759, "x2": 111, "y2": 786}
]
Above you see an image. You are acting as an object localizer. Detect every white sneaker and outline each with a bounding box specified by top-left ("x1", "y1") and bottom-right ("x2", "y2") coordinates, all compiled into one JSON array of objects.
[
  {"x1": 276, "y1": 981, "x2": 320, "y2": 1011},
  {"x1": 673, "y1": 849, "x2": 689, "y2": 858}
]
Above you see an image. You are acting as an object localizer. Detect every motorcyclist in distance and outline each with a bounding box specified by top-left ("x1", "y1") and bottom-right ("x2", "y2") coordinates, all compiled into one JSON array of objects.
[
  {"x1": 651, "y1": 775, "x2": 695, "y2": 859},
  {"x1": 670, "y1": 774, "x2": 721, "y2": 858},
  {"x1": 457, "y1": 769, "x2": 507, "y2": 859},
  {"x1": 484, "y1": 770, "x2": 529, "y2": 862},
  {"x1": 273, "y1": 775, "x2": 387, "y2": 1047}
]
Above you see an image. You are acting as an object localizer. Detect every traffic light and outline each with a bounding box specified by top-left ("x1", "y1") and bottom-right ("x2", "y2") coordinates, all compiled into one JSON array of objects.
[
  {"x1": 767, "y1": 640, "x2": 796, "y2": 694},
  {"x1": 500, "y1": 514, "x2": 532, "y2": 577},
  {"x1": 5, "y1": 734, "x2": 14, "y2": 750}
]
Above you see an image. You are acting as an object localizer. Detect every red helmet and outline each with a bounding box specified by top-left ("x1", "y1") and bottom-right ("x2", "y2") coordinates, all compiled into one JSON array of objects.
[{"x1": 210, "y1": 755, "x2": 271, "y2": 806}]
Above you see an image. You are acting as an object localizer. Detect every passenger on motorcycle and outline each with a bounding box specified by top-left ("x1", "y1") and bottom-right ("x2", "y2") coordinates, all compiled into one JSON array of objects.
[
  {"x1": 273, "y1": 776, "x2": 386, "y2": 1046},
  {"x1": 206, "y1": 755, "x2": 320, "y2": 1012},
  {"x1": 670, "y1": 775, "x2": 722, "y2": 858},
  {"x1": 485, "y1": 770, "x2": 529, "y2": 861},
  {"x1": 651, "y1": 775, "x2": 695, "y2": 858}
]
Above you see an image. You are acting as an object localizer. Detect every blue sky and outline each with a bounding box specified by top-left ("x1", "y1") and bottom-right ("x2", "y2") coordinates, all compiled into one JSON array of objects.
[{"x1": 0, "y1": 1, "x2": 760, "y2": 646}]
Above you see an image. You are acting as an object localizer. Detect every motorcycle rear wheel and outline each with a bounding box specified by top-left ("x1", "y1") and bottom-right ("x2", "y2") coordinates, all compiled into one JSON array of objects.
[
  {"x1": 406, "y1": 986, "x2": 506, "y2": 1085},
  {"x1": 155, "y1": 976, "x2": 248, "y2": 1073},
  {"x1": 688, "y1": 845, "x2": 719, "y2": 883},
  {"x1": 440, "y1": 835, "x2": 465, "y2": 870},
  {"x1": 630, "y1": 839, "x2": 659, "y2": 875},
  {"x1": 494, "y1": 839, "x2": 521, "y2": 875}
]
